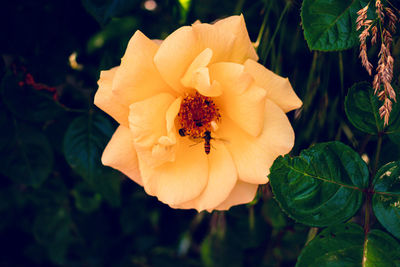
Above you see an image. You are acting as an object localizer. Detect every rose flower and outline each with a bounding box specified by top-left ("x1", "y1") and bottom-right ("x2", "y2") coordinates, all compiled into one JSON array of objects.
[{"x1": 94, "y1": 15, "x2": 302, "y2": 211}]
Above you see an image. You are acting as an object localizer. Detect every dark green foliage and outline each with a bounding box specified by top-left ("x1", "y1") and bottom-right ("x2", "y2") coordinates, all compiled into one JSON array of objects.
[
  {"x1": 33, "y1": 206, "x2": 72, "y2": 264},
  {"x1": 345, "y1": 82, "x2": 385, "y2": 134},
  {"x1": 72, "y1": 182, "x2": 103, "y2": 213},
  {"x1": 63, "y1": 113, "x2": 114, "y2": 184},
  {"x1": 269, "y1": 142, "x2": 368, "y2": 226},
  {"x1": 63, "y1": 113, "x2": 122, "y2": 206},
  {"x1": 345, "y1": 82, "x2": 400, "y2": 134},
  {"x1": 1, "y1": 0, "x2": 400, "y2": 266},
  {"x1": 1, "y1": 73, "x2": 65, "y2": 122},
  {"x1": 296, "y1": 223, "x2": 400, "y2": 266},
  {"x1": 301, "y1": 0, "x2": 368, "y2": 51},
  {"x1": 0, "y1": 122, "x2": 53, "y2": 187},
  {"x1": 373, "y1": 162, "x2": 400, "y2": 239}
]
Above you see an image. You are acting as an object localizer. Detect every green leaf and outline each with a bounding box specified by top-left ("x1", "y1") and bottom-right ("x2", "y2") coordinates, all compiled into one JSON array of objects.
[
  {"x1": 296, "y1": 223, "x2": 400, "y2": 266},
  {"x1": 1, "y1": 73, "x2": 65, "y2": 122},
  {"x1": 345, "y1": 82, "x2": 384, "y2": 134},
  {"x1": 345, "y1": 82, "x2": 400, "y2": 134},
  {"x1": 372, "y1": 161, "x2": 400, "y2": 239},
  {"x1": 301, "y1": 0, "x2": 368, "y2": 51},
  {"x1": 0, "y1": 122, "x2": 53, "y2": 186},
  {"x1": 387, "y1": 93, "x2": 400, "y2": 135},
  {"x1": 63, "y1": 112, "x2": 114, "y2": 185},
  {"x1": 269, "y1": 141, "x2": 368, "y2": 227},
  {"x1": 63, "y1": 112, "x2": 121, "y2": 206}
]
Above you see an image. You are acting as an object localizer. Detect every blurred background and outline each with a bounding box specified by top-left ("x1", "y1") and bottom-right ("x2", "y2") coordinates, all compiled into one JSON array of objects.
[{"x1": 1, "y1": 0, "x2": 399, "y2": 266}]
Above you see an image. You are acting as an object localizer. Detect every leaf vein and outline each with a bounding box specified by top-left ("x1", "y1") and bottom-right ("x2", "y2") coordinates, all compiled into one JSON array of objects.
[{"x1": 282, "y1": 161, "x2": 363, "y2": 191}]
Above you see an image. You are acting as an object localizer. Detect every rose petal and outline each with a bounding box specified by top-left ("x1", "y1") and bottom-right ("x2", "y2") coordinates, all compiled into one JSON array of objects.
[
  {"x1": 214, "y1": 181, "x2": 258, "y2": 211},
  {"x1": 192, "y1": 67, "x2": 211, "y2": 91},
  {"x1": 210, "y1": 62, "x2": 266, "y2": 136},
  {"x1": 129, "y1": 93, "x2": 176, "y2": 148},
  {"x1": 196, "y1": 79, "x2": 223, "y2": 97},
  {"x1": 191, "y1": 23, "x2": 236, "y2": 64},
  {"x1": 209, "y1": 62, "x2": 250, "y2": 93},
  {"x1": 154, "y1": 26, "x2": 200, "y2": 92},
  {"x1": 214, "y1": 14, "x2": 259, "y2": 63},
  {"x1": 218, "y1": 99, "x2": 294, "y2": 184},
  {"x1": 221, "y1": 84, "x2": 266, "y2": 137},
  {"x1": 101, "y1": 125, "x2": 142, "y2": 185},
  {"x1": 139, "y1": 137, "x2": 209, "y2": 205},
  {"x1": 129, "y1": 93, "x2": 178, "y2": 168},
  {"x1": 180, "y1": 49, "x2": 222, "y2": 97},
  {"x1": 152, "y1": 39, "x2": 163, "y2": 45},
  {"x1": 94, "y1": 67, "x2": 129, "y2": 127},
  {"x1": 166, "y1": 97, "x2": 182, "y2": 133},
  {"x1": 181, "y1": 48, "x2": 213, "y2": 88},
  {"x1": 154, "y1": 23, "x2": 236, "y2": 92},
  {"x1": 244, "y1": 59, "x2": 302, "y2": 112},
  {"x1": 262, "y1": 100, "x2": 296, "y2": 157},
  {"x1": 112, "y1": 31, "x2": 175, "y2": 107},
  {"x1": 171, "y1": 141, "x2": 237, "y2": 211}
]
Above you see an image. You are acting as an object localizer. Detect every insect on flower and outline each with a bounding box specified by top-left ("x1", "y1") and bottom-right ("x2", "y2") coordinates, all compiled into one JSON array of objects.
[
  {"x1": 203, "y1": 130, "x2": 212, "y2": 154},
  {"x1": 179, "y1": 127, "x2": 217, "y2": 155},
  {"x1": 95, "y1": 15, "x2": 302, "y2": 211}
]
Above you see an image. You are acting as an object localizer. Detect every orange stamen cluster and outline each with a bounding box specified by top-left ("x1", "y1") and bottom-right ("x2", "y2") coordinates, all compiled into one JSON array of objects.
[{"x1": 178, "y1": 92, "x2": 220, "y2": 138}]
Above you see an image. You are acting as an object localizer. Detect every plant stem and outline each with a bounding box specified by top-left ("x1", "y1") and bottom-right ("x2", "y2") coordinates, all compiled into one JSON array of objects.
[
  {"x1": 372, "y1": 134, "x2": 383, "y2": 178},
  {"x1": 261, "y1": 1, "x2": 291, "y2": 64},
  {"x1": 362, "y1": 190, "x2": 371, "y2": 266},
  {"x1": 364, "y1": 192, "x2": 371, "y2": 233},
  {"x1": 303, "y1": 52, "x2": 319, "y2": 110},
  {"x1": 249, "y1": 205, "x2": 255, "y2": 231},
  {"x1": 366, "y1": 134, "x2": 383, "y2": 230},
  {"x1": 338, "y1": 52, "x2": 344, "y2": 98},
  {"x1": 363, "y1": 132, "x2": 383, "y2": 263},
  {"x1": 255, "y1": 1, "x2": 272, "y2": 52}
]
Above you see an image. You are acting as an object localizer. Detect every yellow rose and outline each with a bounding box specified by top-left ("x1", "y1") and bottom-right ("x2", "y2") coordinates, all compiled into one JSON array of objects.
[{"x1": 94, "y1": 15, "x2": 302, "y2": 211}]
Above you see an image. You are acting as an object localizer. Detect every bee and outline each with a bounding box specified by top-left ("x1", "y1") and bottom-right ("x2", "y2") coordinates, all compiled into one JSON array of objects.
[
  {"x1": 203, "y1": 130, "x2": 212, "y2": 154},
  {"x1": 179, "y1": 128, "x2": 217, "y2": 155},
  {"x1": 178, "y1": 128, "x2": 186, "y2": 137}
]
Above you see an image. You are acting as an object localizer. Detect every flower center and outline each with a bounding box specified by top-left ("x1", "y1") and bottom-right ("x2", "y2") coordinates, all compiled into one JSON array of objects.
[{"x1": 177, "y1": 92, "x2": 221, "y2": 139}]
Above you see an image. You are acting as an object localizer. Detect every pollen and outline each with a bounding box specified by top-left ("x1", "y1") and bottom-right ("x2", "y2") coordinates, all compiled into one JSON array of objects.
[{"x1": 178, "y1": 92, "x2": 221, "y2": 138}]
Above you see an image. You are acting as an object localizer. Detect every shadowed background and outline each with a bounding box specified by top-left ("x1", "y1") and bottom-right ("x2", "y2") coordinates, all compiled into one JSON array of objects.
[{"x1": 1, "y1": 0, "x2": 399, "y2": 266}]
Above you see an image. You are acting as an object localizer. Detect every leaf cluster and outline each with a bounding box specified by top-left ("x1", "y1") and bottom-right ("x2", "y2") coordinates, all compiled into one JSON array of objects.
[
  {"x1": 267, "y1": 0, "x2": 400, "y2": 265},
  {"x1": 1, "y1": 0, "x2": 400, "y2": 266},
  {"x1": 0, "y1": 0, "x2": 315, "y2": 266}
]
